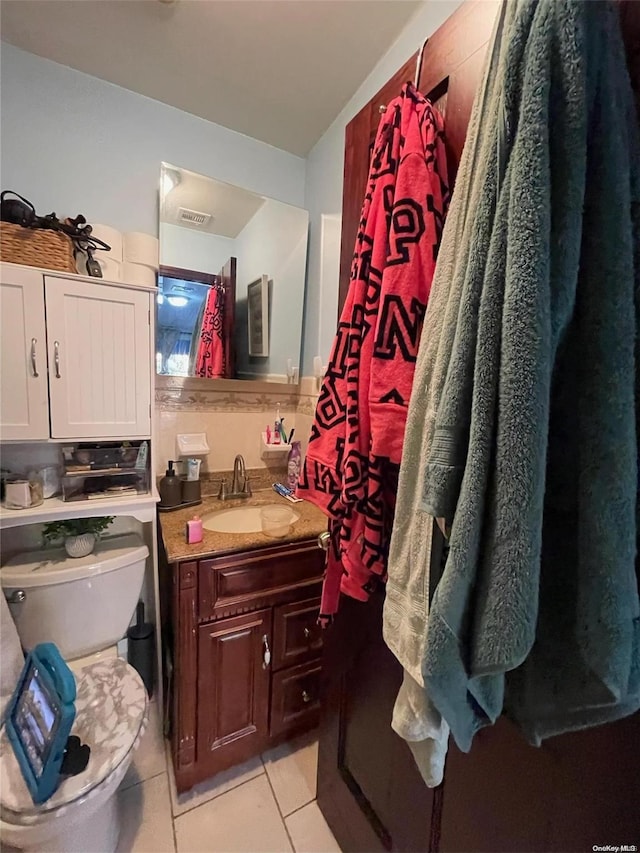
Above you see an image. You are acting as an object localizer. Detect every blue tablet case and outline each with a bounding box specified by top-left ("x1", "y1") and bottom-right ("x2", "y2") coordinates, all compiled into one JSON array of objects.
[{"x1": 5, "y1": 643, "x2": 76, "y2": 805}]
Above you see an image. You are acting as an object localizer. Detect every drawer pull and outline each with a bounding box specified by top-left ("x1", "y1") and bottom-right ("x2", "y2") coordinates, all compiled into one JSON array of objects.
[
  {"x1": 303, "y1": 627, "x2": 311, "y2": 639},
  {"x1": 54, "y1": 340, "x2": 61, "y2": 378},
  {"x1": 302, "y1": 690, "x2": 312, "y2": 704},
  {"x1": 262, "y1": 634, "x2": 271, "y2": 669}
]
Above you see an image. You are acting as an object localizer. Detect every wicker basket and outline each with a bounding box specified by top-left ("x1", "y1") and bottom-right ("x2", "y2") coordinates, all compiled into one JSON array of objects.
[{"x1": 0, "y1": 221, "x2": 76, "y2": 273}]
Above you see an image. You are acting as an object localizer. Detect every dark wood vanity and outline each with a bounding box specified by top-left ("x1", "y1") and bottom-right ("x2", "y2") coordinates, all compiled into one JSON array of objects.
[{"x1": 165, "y1": 535, "x2": 325, "y2": 793}]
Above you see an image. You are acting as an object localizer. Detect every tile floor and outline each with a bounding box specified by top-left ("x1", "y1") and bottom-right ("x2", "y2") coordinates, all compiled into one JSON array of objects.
[{"x1": 117, "y1": 703, "x2": 341, "y2": 853}]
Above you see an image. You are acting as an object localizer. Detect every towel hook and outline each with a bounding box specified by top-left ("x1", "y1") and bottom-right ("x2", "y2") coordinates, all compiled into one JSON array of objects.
[
  {"x1": 379, "y1": 36, "x2": 427, "y2": 113},
  {"x1": 415, "y1": 38, "x2": 428, "y2": 88}
]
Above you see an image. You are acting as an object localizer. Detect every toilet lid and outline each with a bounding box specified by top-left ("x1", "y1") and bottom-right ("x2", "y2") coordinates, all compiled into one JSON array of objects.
[
  {"x1": 0, "y1": 533, "x2": 149, "y2": 588},
  {"x1": 0, "y1": 658, "x2": 147, "y2": 823}
]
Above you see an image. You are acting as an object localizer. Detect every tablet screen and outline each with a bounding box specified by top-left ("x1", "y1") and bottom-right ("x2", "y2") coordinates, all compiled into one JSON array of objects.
[{"x1": 12, "y1": 664, "x2": 61, "y2": 776}]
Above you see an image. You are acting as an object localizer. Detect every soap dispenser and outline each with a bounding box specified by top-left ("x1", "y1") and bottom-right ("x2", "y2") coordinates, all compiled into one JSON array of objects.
[{"x1": 159, "y1": 460, "x2": 181, "y2": 507}]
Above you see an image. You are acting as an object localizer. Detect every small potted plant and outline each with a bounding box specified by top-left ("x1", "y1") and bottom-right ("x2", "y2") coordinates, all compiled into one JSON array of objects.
[{"x1": 42, "y1": 516, "x2": 114, "y2": 558}]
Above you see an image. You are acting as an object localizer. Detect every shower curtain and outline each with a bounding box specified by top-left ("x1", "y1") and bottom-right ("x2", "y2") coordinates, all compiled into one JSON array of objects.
[{"x1": 157, "y1": 327, "x2": 181, "y2": 374}]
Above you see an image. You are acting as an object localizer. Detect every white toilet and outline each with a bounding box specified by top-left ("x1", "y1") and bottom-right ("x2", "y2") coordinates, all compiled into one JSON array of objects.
[{"x1": 0, "y1": 533, "x2": 150, "y2": 852}]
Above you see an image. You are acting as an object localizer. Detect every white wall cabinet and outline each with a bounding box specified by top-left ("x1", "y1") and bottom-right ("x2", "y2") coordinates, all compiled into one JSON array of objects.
[
  {"x1": 0, "y1": 266, "x2": 50, "y2": 440},
  {"x1": 0, "y1": 264, "x2": 152, "y2": 440},
  {"x1": 45, "y1": 277, "x2": 151, "y2": 438}
]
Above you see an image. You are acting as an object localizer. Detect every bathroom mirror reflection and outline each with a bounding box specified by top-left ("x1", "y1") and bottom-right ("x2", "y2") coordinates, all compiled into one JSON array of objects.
[{"x1": 158, "y1": 163, "x2": 309, "y2": 383}]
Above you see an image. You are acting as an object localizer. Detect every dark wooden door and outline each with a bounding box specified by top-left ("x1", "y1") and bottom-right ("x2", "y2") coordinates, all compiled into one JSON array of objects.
[
  {"x1": 337, "y1": 0, "x2": 500, "y2": 313},
  {"x1": 318, "y1": 592, "x2": 441, "y2": 853},
  {"x1": 219, "y1": 256, "x2": 236, "y2": 379},
  {"x1": 320, "y1": 4, "x2": 500, "y2": 850},
  {"x1": 197, "y1": 608, "x2": 272, "y2": 777},
  {"x1": 319, "y1": 2, "x2": 640, "y2": 852},
  {"x1": 437, "y1": 710, "x2": 640, "y2": 853}
]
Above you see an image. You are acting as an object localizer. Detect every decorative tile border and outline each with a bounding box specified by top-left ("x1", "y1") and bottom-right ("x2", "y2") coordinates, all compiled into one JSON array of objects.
[
  {"x1": 296, "y1": 376, "x2": 320, "y2": 416},
  {"x1": 156, "y1": 389, "x2": 297, "y2": 413},
  {"x1": 156, "y1": 375, "x2": 319, "y2": 415},
  {"x1": 296, "y1": 394, "x2": 319, "y2": 417}
]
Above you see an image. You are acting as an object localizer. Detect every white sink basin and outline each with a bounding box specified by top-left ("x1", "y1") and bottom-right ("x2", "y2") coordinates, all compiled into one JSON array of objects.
[{"x1": 202, "y1": 504, "x2": 300, "y2": 534}]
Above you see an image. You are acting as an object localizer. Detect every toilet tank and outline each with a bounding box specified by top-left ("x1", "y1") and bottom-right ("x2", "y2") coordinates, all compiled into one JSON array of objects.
[{"x1": 1, "y1": 534, "x2": 149, "y2": 660}]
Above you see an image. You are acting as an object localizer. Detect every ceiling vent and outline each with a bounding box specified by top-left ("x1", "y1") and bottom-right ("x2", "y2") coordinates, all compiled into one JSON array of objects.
[{"x1": 177, "y1": 207, "x2": 212, "y2": 227}]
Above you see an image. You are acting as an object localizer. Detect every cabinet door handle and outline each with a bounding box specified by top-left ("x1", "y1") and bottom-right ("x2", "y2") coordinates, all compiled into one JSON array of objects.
[
  {"x1": 30, "y1": 338, "x2": 39, "y2": 377},
  {"x1": 303, "y1": 627, "x2": 311, "y2": 640},
  {"x1": 317, "y1": 531, "x2": 330, "y2": 551},
  {"x1": 262, "y1": 634, "x2": 271, "y2": 669},
  {"x1": 302, "y1": 690, "x2": 312, "y2": 704},
  {"x1": 54, "y1": 341, "x2": 61, "y2": 378}
]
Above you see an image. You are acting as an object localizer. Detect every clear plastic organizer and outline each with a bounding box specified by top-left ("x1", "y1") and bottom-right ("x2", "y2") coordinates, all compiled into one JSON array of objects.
[{"x1": 60, "y1": 441, "x2": 150, "y2": 502}]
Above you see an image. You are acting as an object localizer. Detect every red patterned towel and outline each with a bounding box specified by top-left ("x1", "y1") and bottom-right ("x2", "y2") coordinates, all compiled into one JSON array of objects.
[{"x1": 297, "y1": 83, "x2": 449, "y2": 622}]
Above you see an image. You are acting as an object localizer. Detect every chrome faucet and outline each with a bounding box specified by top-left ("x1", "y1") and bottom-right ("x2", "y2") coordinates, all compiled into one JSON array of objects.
[{"x1": 218, "y1": 454, "x2": 252, "y2": 501}]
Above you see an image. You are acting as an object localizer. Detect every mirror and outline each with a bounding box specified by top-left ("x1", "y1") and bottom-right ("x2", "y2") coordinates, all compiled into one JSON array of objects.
[{"x1": 158, "y1": 163, "x2": 309, "y2": 383}]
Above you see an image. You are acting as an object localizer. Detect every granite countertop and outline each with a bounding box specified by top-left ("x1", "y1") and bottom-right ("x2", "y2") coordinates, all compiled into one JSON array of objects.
[{"x1": 158, "y1": 490, "x2": 328, "y2": 563}]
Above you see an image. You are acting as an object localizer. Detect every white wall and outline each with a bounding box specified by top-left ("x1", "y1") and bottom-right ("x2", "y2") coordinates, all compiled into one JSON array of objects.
[
  {"x1": 301, "y1": 0, "x2": 463, "y2": 372},
  {"x1": 0, "y1": 43, "x2": 306, "y2": 236},
  {"x1": 317, "y1": 213, "x2": 342, "y2": 365},
  {"x1": 234, "y1": 200, "x2": 309, "y2": 379},
  {"x1": 160, "y1": 223, "x2": 236, "y2": 275},
  {"x1": 1, "y1": 1, "x2": 464, "y2": 378}
]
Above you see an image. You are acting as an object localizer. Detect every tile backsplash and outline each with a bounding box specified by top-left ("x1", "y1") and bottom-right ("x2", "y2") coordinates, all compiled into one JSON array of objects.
[{"x1": 154, "y1": 376, "x2": 319, "y2": 476}]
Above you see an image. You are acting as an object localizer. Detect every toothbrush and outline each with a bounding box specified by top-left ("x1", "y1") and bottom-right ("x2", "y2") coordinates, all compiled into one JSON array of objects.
[
  {"x1": 274, "y1": 405, "x2": 282, "y2": 444},
  {"x1": 273, "y1": 483, "x2": 303, "y2": 503}
]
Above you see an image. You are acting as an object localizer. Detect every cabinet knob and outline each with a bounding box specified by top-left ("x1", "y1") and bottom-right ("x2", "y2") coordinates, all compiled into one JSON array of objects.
[
  {"x1": 302, "y1": 690, "x2": 312, "y2": 704},
  {"x1": 317, "y1": 532, "x2": 330, "y2": 552},
  {"x1": 303, "y1": 627, "x2": 311, "y2": 640}
]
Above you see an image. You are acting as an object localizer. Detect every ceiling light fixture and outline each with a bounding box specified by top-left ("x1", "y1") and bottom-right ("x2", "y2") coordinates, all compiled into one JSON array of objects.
[{"x1": 167, "y1": 296, "x2": 188, "y2": 308}]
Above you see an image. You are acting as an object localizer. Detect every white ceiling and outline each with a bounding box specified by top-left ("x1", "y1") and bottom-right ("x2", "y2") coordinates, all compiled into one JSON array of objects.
[
  {"x1": 0, "y1": 0, "x2": 422, "y2": 156},
  {"x1": 161, "y1": 165, "x2": 266, "y2": 236}
]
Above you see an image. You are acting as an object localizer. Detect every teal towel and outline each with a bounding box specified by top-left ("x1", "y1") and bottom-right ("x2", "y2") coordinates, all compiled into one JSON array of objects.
[{"x1": 422, "y1": 0, "x2": 640, "y2": 750}]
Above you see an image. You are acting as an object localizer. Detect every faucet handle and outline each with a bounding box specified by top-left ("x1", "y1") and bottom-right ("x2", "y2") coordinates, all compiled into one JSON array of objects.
[
  {"x1": 244, "y1": 477, "x2": 252, "y2": 498},
  {"x1": 218, "y1": 478, "x2": 228, "y2": 500}
]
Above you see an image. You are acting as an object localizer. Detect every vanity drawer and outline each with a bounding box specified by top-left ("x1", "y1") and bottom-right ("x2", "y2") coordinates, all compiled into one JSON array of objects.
[
  {"x1": 270, "y1": 658, "x2": 321, "y2": 738},
  {"x1": 198, "y1": 541, "x2": 324, "y2": 621},
  {"x1": 273, "y1": 597, "x2": 322, "y2": 670}
]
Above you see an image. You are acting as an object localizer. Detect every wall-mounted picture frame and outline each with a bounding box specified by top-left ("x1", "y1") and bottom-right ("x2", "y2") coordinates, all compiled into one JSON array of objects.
[{"x1": 247, "y1": 274, "x2": 270, "y2": 357}]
